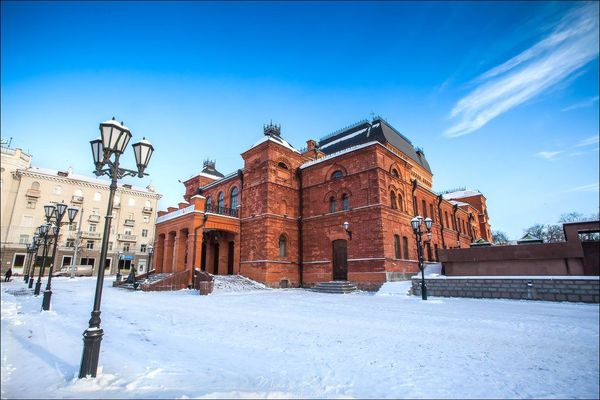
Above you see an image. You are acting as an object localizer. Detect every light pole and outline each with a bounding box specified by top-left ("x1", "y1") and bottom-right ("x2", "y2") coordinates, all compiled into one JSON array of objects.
[
  {"x1": 116, "y1": 252, "x2": 123, "y2": 282},
  {"x1": 42, "y1": 203, "x2": 78, "y2": 311},
  {"x1": 23, "y1": 236, "x2": 39, "y2": 283},
  {"x1": 34, "y1": 217, "x2": 56, "y2": 296},
  {"x1": 411, "y1": 215, "x2": 432, "y2": 300},
  {"x1": 79, "y1": 118, "x2": 154, "y2": 379},
  {"x1": 147, "y1": 245, "x2": 154, "y2": 276},
  {"x1": 28, "y1": 229, "x2": 42, "y2": 289}
]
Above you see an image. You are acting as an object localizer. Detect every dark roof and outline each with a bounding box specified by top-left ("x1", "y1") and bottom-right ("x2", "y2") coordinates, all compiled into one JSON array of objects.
[
  {"x1": 201, "y1": 160, "x2": 224, "y2": 178},
  {"x1": 317, "y1": 118, "x2": 432, "y2": 173}
]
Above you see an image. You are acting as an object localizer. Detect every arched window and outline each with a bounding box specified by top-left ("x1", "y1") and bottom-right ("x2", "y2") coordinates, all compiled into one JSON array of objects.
[
  {"x1": 390, "y1": 191, "x2": 397, "y2": 209},
  {"x1": 330, "y1": 196, "x2": 336, "y2": 213},
  {"x1": 394, "y1": 235, "x2": 401, "y2": 259},
  {"x1": 145, "y1": 200, "x2": 151, "y2": 208},
  {"x1": 421, "y1": 199, "x2": 427, "y2": 217},
  {"x1": 429, "y1": 204, "x2": 435, "y2": 223},
  {"x1": 391, "y1": 169, "x2": 399, "y2": 178},
  {"x1": 342, "y1": 193, "x2": 349, "y2": 211},
  {"x1": 331, "y1": 170, "x2": 343, "y2": 180},
  {"x1": 402, "y1": 236, "x2": 409, "y2": 259},
  {"x1": 230, "y1": 187, "x2": 238, "y2": 210},
  {"x1": 279, "y1": 234, "x2": 287, "y2": 257},
  {"x1": 217, "y1": 192, "x2": 224, "y2": 211},
  {"x1": 31, "y1": 181, "x2": 40, "y2": 190},
  {"x1": 398, "y1": 193, "x2": 404, "y2": 211},
  {"x1": 205, "y1": 196, "x2": 212, "y2": 211},
  {"x1": 277, "y1": 162, "x2": 288, "y2": 170}
]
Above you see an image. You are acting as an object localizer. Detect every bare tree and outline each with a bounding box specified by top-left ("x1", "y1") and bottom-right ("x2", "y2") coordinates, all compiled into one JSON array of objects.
[{"x1": 492, "y1": 230, "x2": 510, "y2": 245}]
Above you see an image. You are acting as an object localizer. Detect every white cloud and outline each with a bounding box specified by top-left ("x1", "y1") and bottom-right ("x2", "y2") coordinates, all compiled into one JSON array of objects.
[
  {"x1": 535, "y1": 151, "x2": 562, "y2": 160},
  {"x1": 445, "y1": 3, "x2": 599, "y2": 138},
  {"x1": 561, "y1": 95, "x2": 599, "y2": 111},
  {"x1": 574, "y1": 135, "x2": 600, "y2": 147},
  {"x1": 565, "y1": 183, "x2": 600, "y2": 192}
]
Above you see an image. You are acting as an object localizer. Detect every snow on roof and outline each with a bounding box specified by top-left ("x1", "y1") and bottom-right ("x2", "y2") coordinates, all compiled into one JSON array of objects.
[
  {"x1": 443, "y1": 189, "x2": 482, "y2": 200},
  {"x1": 200, "y1": 170, "x2": 239, "y2": 191},
  {"x1": 300, "y1": 141, "x2": 379, "y2": 169},
  {"x1": 251, "y1": 135, "x2": 300, "y2": 153},
  {"x1": 319, "y1": 127, "x2": 369, "y2": 150},
  {"x1": 448, "y1": 199, "x2": 470, "y2": 207}
]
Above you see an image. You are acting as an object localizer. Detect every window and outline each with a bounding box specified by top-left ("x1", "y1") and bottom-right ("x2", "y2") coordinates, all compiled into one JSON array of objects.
[
  {"x1": 331, "y1": 170, "x2": 343, "y2": 179},
  {"x1": 61, "y1": 256, "x2": 72, "y2": 267},
  {"x1": 89, "y1": 224, "x2": 97, "y2": 232},
  {"x1": 92, "y1": 208, "x2": 100, "y2": 215},
  {"x1": 230, "y1": 187, "x2": 238, "y2": 210},
  {"x1": 74, "y1": 189, "x2": 83, "y2": 198},
  {"x1": 141, "y1": 244, "x2": 147, "y2": 253},
  {"x1": 445, "y1": 211, "x2": 449, "y2": 229},
  {"x1": 330, "y1": 196, "x2": 336, "y2": 213},
  {"x1": 127, "y1": 212, "x2": 134, "y2": 220},
  {"x1": 217, "y1": 192, "x2": 224, "y2": 210},
  {"x1": 390, "y1": 191, "x2": 397, "y2": 209},
  {"x1": 69, "y1": 222, "x2": 77, "y2": 231},
  {"x1": 66, "y1": 239, "x2": 75, "y2": 248},
  {"x1": 80, "y1": 257, "x2": 95, "y2": 267},
  {"x1": 398, "y1": 194, "x2": 404, "y2": 212},
  {"x1": 21, "y1": 215, "x2": 33, "y2": 227},
  {"x1": 145, "y1": 200, "x2": 151, "y2": 208},
  {"x1": 26, "y1": 199, "x2": 37, "y2": 209},
  {"x1": 342, "y1": 193, "x2": 349, "y2": 211},
  {"x1": 279, "y1": 235, "x2": 287, "y2": 257},
  {"x1": 53, "y1": 185, "x2": 62, "y2": 195},
  {"x1": 426, "y1": 243, "x2": 433, "y2": 261},
  {"x1": 124, "y1": 228, "x2": 132, "y2": 235},
  {"x1": 94, "y1": 192, "x2": 102, "y2": 202},
  {"x1": 205, "y1": 196, "x2": 212, "y2": 210},
  {"x1": 19, "y1": 235, "x2": 29, "y2": 244},
  {"x1": 114, "y1": 196, "x2": 120, "y2": 206},
  {"x1": 277, "y1": 162, "x2": 288, "y2": 170},
  {"x1": 31, "y1": 181, "x2": 40, "y2": 190},
  {"x1": 429, "y1": 204, "x2": 435, "y2": 223},
  {"x1": 143, "y1": 215, "x2": 150, "y2": 223},
  {"x1": 394, "y1": 235, "x2": 401, "y2": 259},
  {"x1": 13, "y1": 254, "x2": 25, "y2": 268},
  {"x1": 402, "y1": 237, "x2": 409, "y2": 259},
  {"x1": 142, "y1": 229, "x2": 148, "y2": 238},
  {"x1": 86, "y1": 241, "x2": 94, "y2": 250},
  {"x1": 108, "y1": 242, "x2": 113, "y2": 251},
  {"x1": 128, "y1": 197, "x2": 135, "y2": 206},
  {"x1": 413, "y1": 196, "x2": 418, "y2": 215},
  {"x1": 434, "y1": 244, "x2": 438, "y2": 261},
  {"x1": 123, "y1": 243, "x2": 130, "y2": 252},
  {"x1": 391, "y1": 169, "x2": 400, "y2": 178},
  {"x1": 421, "y1": 200, "x2": 427, "y2": 217}
]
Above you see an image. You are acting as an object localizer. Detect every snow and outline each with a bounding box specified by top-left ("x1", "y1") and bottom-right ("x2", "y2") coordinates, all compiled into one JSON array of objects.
[
  {"x1": 251, "y1": 136, "x2": 300, "y2": 153},
  {"x1": 2, "y1": 277, "x2": 599, "y2": 399},
  {"x1": 443, "y1": 190, "x2": 482, "y2": 200},
  {"x1": 319, "y1": 127, "x2": 369, "y2": 150}
]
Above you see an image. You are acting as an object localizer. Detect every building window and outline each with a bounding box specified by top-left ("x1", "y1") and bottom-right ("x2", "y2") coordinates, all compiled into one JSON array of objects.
[
  {"x1": 217, "y1": 192, "x2": 224, "y2": 211},
  {"x1": 331, "y1": 170, "x2": 343, "y2": 179},
  {"x1": 342, "y1": 193, "x2": 349, "y2": 211},
  {"x1": 142, "y1": 229, "x2": 148, "y2": 238},
  {"x1": 31, "y1": 181, "x2": 40, "y2": 190},
  {"x1": 128, "y1": 197, "x2": 135, "y2": 206},
  {"x1": 279, "y1": 235, "x2": 287, "y2": 257},
  {"x1": 86, "y1": 241, "x2": 94, "y2": 250},
  {"x1": 205, "y1": 196, "x2": 212, "y2": 210},
  {"x1": 89, "y1": 224, "x2": 97, "y2": 232},
  {"x1": 434, "y1": 244, "x2": 438, "y2": 262},
  {"x1": 80, "y1": 257, "x2": 95, "y2": 267},
  {"x1": 94, "y1": 192, "x2": 101, "y2": 202},
  {"x1": 429, "y1": 204, "x2": 435, "y2": 223},
  {"x1": 402, "y1": 236, "x2": 409, "y2": 259},
  {"x1": 108, "y1": 242, "x2": 113, "y2": 251},
  {"x1": 143, "y1": 215, "x2": 149, "y2": 223},
  {"x1": 398, "y1": 194, "x2": 404, "y2": 212},
  {"x1": 19, "y1": 235, "x2": 29, "y2": 244},
  {"x1": 426, "y1": 242, "x2": 433, "y2": 261},
  {"x1": 141, "y1": 244, "x2": 147, "y2": 253},
  {"x1": 123, "y1": 243, "x2": 130, "y2": 252},
  {"x1": 394, "y1": 235, "x2": 401, "y2": 259},
  {"x1": 69, "y1": 222, "x2": 77, "y2": 231},
  {"x1": 21, "y1": 215, "x2": 33, "y2": 227},
  {"x1": 13, "y1": 254, "x2": 26, "y2": 268},
  {"x1": 26, "y1": 199, "x2": 37, "y2": 209},
  {"x1": 230, "y1": 187, "x2": 238, "y2": 210},
  {"x1": 445, "y1": 211, "x2": 449, "y2": 229},
  {"x1": 277, "y1": 162, "x2": 288, "y2": 170},
  {"x1": 66, "y1": 239, "x2": 75, "y2": 248},
  {"x1": 413, "y1": 196, "x2": 418, "y2": 216},
  {"x1": 53, "y1": 185, "x2": 62, "y2": 195},
  {"x1": 391, "y1": 169, "x2": 399, "y2": 178},
  {"x1": 124, "y1": 229, "x2": 132, "y2": 235},
  {"x1": 390, "y1": 191, "x2": 397, "y2": 209},
  {"x1": 330, "y1": 196, "x2": 336, "y2": 213},
  {"x1": 421, "y1": 200, "x2": 427, "y2": 217}
]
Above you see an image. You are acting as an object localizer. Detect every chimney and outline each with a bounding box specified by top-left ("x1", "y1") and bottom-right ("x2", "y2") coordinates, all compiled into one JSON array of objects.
[{"x1": 306, "y1": 139, "x2": 316, "y2": 151}]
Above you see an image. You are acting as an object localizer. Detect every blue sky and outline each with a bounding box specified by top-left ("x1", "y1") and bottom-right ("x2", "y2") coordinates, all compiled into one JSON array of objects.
[{"x1": 1, "y1": 1, "x2": 598, "y2": 239}]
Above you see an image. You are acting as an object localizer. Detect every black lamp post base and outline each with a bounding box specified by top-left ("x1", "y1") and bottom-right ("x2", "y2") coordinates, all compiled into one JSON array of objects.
[
  {"x1": 42, "y1": 290, "x2": 52, "y2": 311},
  {"x1": 23, "y1": 274, "x2": 29, "y2": 283},
  {"x1": 28, "y1": 277, "x2": 34, "y2": 289},
  {"x1": 421, "y1": 284, "x2": 428, "y2": 300},
  {"x1": 34, "y1": 281, "x2": 42, "y2": 296},
  {"x1": 115, "y1": 273, "x2": 121, "y2": 282},
  {"x1": 79, "y1": 327, "x2": 104, "y2": 378}
]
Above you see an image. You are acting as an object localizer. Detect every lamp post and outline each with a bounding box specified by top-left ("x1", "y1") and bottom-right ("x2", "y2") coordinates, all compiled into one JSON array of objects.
[
  {"x1": 411, "y1": 215, "x2": 432, "y2": 300},
  {"x1": 28, "y1": 230, "x2": 42, "y2": 289},
  {"x1": 23, "y1": 236, "x2": 39, "y2": 283},
  {"x1": 79, "y1": 117, "x2": 154, "y2": 379},
  {"x1": 147, "y1": 245, "x2": 154, "y2": 276},
  {"x1": 42, "y1": 203, "x2": 78, "y2": 311},
  {"x1": 116, "y1": 252, "x2": 123, "y2": 282},
  {"x1": 34, "y1": 218, "x2": 55, "y2": 296}
]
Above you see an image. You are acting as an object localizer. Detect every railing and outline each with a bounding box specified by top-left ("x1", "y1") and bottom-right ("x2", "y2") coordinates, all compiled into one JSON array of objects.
[
  {"x1": 88, "y1": 214, "x2": 100, "y2": 223},
  {"x1": 124, "y1": 219, "x2": 135, "y2": 226},
  {"x1": 118, "y1": 234, "x2": 137, "y2": 242},
  {"x1": 205, "y1": 204, "x2": 238, "y2": 217},
  {"x1": 72, "y1": 195, "x2": 84, "y2": 203},
  {"x1": 140, "y1": 270, "x2": 189, "y2": 291}
]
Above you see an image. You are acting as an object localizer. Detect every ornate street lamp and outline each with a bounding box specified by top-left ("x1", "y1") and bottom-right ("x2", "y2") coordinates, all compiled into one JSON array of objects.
[
  {"x1": 411, "y1": 216, "x2": 432, "y2": 300},
  {"x1": 23, "y1": 236, "x2": 39, "y2": 283},
  {"x1": 147, "y1": 245, "x2": 154, "y2": 276},
  {"x1": 79, "y1": 118, "x2": 153, "y2": 379},
  {"x1": 342, "y1": 221, "x2": 352, "y2": 239},
  {"x1": 28, "y1": 229, "x2": 43, "y2": 289},
  {"x1": 34, "y1": 222, "x2": 55, "y2": 296},
  {"x1": 41, "y1": 203, "x2": 78, "y2": 311}
]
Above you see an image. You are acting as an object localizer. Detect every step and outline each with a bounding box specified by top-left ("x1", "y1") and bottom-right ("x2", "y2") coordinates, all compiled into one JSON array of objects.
[{"x1": 312, "y1": 281, "x2": 358, "y2": 294}]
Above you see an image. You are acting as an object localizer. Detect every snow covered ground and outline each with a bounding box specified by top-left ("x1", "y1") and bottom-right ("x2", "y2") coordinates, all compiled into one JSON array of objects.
[{"x1": 1, "y1": 277, "x2": 598, "y2": 399}]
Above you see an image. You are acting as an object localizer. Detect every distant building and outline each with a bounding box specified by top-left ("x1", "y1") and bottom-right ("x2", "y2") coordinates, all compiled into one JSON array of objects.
[
  {"x1": 154, "y1": 117, "x2": 492, "y2": 290},
  {"x1": 0, "y1": 144, "x2": 162, "y2": 276}
]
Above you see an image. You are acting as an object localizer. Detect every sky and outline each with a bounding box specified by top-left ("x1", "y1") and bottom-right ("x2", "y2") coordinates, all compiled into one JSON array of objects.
[{"x1": 1, "y1": 1, "x2": 598, "y2": 239}]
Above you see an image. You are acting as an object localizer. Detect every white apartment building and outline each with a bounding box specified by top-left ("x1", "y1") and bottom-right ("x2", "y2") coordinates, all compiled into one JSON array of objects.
[{"x1": 1, "y1": 144, "x2": 162, "y2": 276}]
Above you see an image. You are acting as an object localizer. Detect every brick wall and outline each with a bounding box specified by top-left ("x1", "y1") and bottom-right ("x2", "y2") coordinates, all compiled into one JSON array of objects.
[{"x1": 411, "y1": 277, "x2": 600, "y2": 303}]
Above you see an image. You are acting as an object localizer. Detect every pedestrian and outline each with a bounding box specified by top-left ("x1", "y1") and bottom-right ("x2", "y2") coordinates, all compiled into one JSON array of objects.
[{"x1": 4, "y1": 267, "x2": 12, "y2": 282}]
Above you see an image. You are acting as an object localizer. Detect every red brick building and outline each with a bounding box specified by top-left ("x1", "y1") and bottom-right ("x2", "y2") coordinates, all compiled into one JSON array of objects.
[{"x1": 154, "y1": 117, "x2": 492, "y2": 290}]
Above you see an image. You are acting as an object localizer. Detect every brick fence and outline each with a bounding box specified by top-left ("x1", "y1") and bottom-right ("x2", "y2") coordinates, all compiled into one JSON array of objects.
[{"x1": 411, "y1": 276, "x2": 599, "y2": 303}]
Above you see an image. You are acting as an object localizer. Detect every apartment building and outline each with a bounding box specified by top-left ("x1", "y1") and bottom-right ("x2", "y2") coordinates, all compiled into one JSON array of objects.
[{"x1": 1, "y1": 144, "x2": 162, "y2": 276}]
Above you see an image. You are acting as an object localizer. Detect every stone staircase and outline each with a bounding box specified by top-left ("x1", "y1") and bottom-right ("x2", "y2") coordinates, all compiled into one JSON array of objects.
[
  {"x1": 311, "y1": 281, "x2": 358, "y2": 294},
  {"x1": 119, "y1": 273, "x2": 171, "y2": 290}
]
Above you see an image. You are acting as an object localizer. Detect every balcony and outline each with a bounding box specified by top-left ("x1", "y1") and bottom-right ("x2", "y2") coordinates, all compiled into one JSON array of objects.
[
  {"x1": 26, "y1": 189, "x2": 41, "y2": 198},
  {"x1": 81, "y1": 232, "x2": 101, "y2": 239},
  {"x1": 124, "y1": 219, "x2": 135, "y2": 227},
  {"x1": 205, "y1": 204, "x2": 239, "y2": 218},
  {"x1": 88, "y1": 214, "x2": 101, "y2": 223},
  {"x1": 118, "y1": 234, "x2": 137, "y2": 242},
  {"x1": 71, "y1": 195, "x2": 84, "y2": 204},
  {"x1": 142, "y1": 206, "x2": 153, "y2": 214}
]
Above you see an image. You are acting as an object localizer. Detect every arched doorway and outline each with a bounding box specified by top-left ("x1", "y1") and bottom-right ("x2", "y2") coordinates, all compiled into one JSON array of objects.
[{"x1": 332, "y1": 239, "x2": 348, "y2": 281}]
